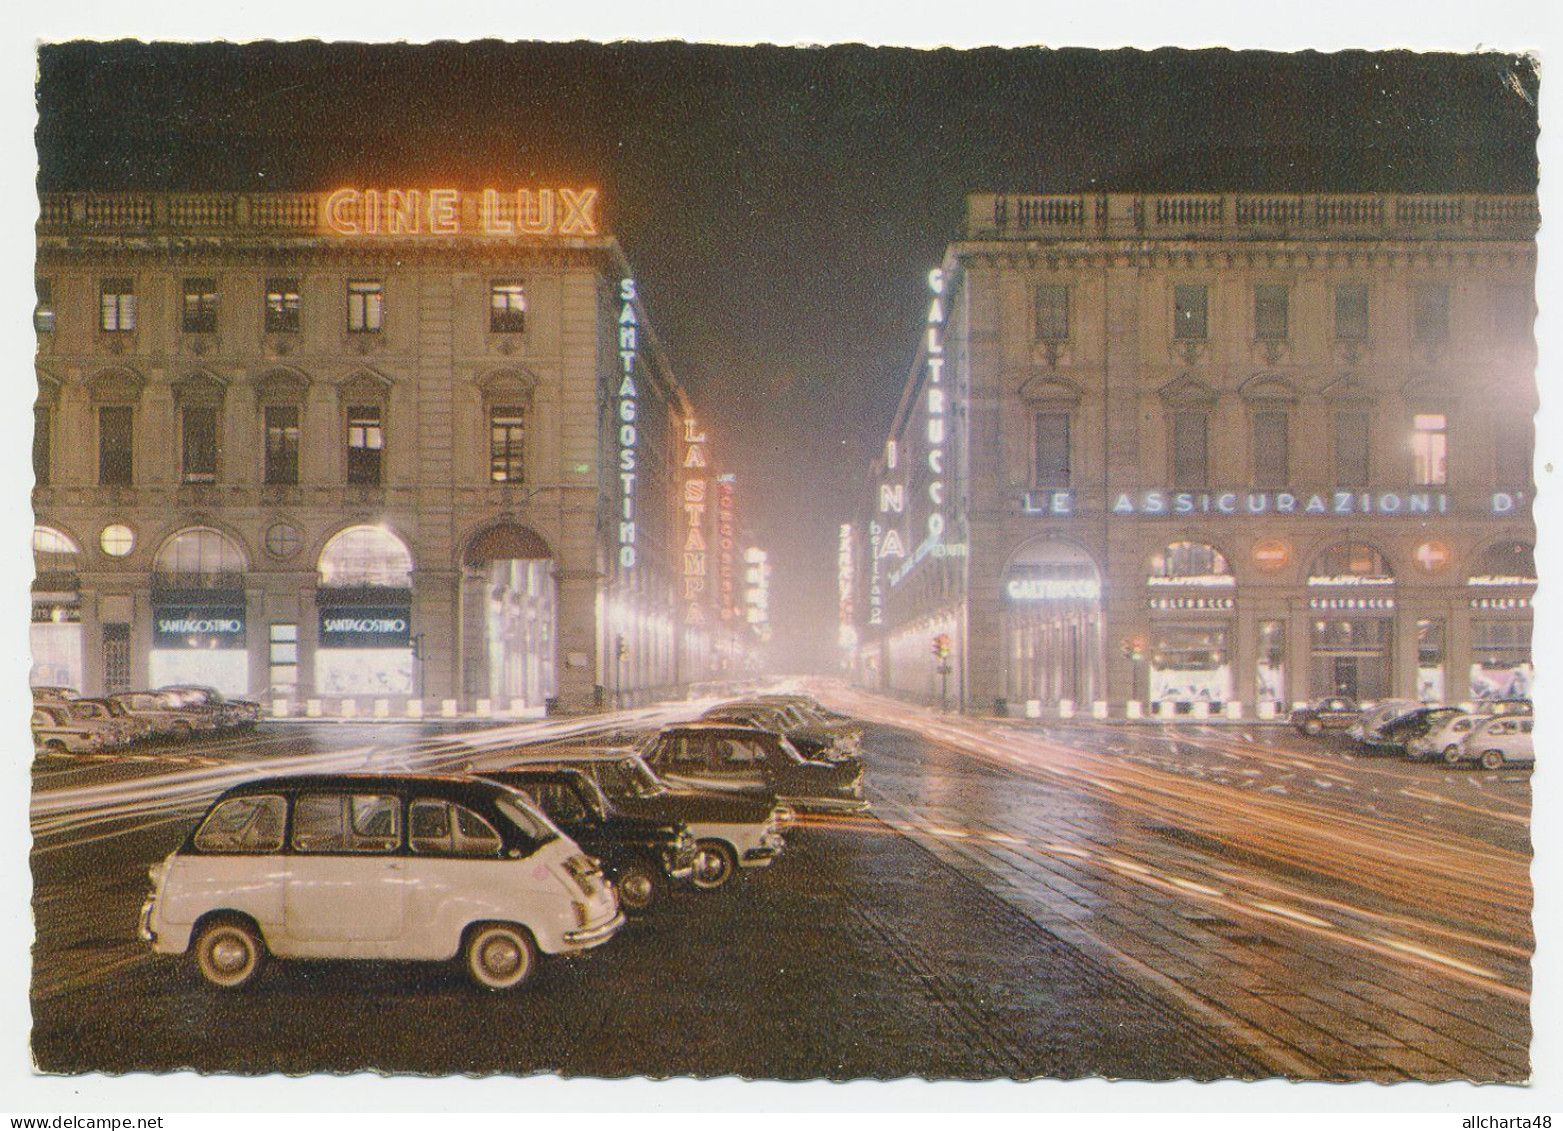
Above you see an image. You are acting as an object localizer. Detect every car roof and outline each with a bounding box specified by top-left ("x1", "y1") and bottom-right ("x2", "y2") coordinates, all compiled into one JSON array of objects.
[
  {"x1": 479, "y1": 766, "x2": 592, "y2": 785},
  {"x1": 219, "y1": 772, "x2": 518, "y2": 804},
  {"x1": 661, "y1": 721, "x2": 778, "y2": 736}
]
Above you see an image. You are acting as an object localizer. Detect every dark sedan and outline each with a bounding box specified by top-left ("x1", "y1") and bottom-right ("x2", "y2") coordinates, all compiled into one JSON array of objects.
[
  {"x1": 700, "y1": 701, "x2": 860, "y2": 763},
  {"x1": 641, "y1": 722, "x2": 867, "y2": 815},
  {"x1": 1289, "y1": 696, "x2": 1360, "y2": 736},
  {"x1": 1360, "y1": 705, "x2": 1467, "y2": 757}
]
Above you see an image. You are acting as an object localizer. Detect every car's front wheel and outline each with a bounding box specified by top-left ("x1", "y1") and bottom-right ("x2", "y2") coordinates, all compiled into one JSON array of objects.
[
  {"x1": 1480, "y1": 749, "x2": 1506, "y2": 771},
  {"x1": 463, "y1": 923, "x2": 537, "y2": 991},
  {"x1": 1443, "y1": 744, "x2": 1464, "y2": 765},
  {"x1": 614, "y1": 861, "x2": 663, "y2": 914},
  {"x1": 692, "y1": 840, "x2": 737, "y2": 890},
  {"x1": 1303, "y1": 718, "x2": 1323, "y2": 736},
  {"x1": 193, "y1": 917, "x2": 266, "y2": 989}
]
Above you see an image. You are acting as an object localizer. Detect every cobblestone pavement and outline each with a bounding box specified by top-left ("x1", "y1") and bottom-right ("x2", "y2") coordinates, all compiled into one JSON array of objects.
[{"x1": 826, "y1": 688, "x2": 1531, "y2": 1081}]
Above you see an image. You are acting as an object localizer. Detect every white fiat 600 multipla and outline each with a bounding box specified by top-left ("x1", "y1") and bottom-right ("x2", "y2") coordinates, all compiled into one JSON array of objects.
[{"x1": 139, "y1": 772, "x2": 623, "y2": 991}]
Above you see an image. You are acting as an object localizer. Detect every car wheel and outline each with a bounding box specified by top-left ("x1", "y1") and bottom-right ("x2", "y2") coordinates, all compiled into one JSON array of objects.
[
  {"x1": 692, "y1": 840, "x2": 738, "y2": 890},
  {"x1": 463, "y1": 923, "x2": 537, "y2": 991},
  {"x1": 614, "y1": 861, "x2": 663, "y2": 914},
  {"x1": 1303, "y1": 718, "x2": 1323, "y2": 736},
  {"x1": 1443, "y1": 745, "x2": 1464, "y2": 765},
  {"x1": 193, "y1": 917, "x2": 266, "y2": 990},
  {"x1": 1480, "y1": 749, "x2": 1506, "y2": 771}
]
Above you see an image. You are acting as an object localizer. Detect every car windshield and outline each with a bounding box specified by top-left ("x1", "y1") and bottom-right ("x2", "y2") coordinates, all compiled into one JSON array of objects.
[
  {"x1": 774, "y1": 735, "x2": 807, "y2": 764},
  {"x1": 493, "y1": 792, "x2": 560, "y2": 845},
  {"x1": 613, "y1": 757, "x2": 667, "y2": 798}
]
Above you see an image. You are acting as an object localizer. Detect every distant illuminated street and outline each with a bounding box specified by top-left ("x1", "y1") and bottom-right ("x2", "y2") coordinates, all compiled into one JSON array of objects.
[{"x1": 30, "y1": 691, "x2": 1529, "y2": 1081}]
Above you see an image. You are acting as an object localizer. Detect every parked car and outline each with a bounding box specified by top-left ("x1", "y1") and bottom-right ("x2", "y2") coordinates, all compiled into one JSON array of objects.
[
  {"x1": 1408, "y1": 713, "x2": 1494, "y2": 764},
  {"x1": 66, "y1": 698, "x2": 154, "y2": 746},
  {"x1": 31, "y1": 685, "x2": 80, "y2": 705},
  {"x1": 1289, "y1": 696, "x2": 1361, "y2": 736},
  {"x1": 32, "y1": 701, "x2": 126, "y2": 752},
  {"x1": 700, "y1": 701, "x2": 860, "y2": 762},
  {"x1": 1346, "y1": 699, "x2": 1422, "y2": 744},
  {"x1": 139, "y1": 773, "x2": 623, "y2": 991},
  {"x1": 475, "y1": 766, "x2": 701, "y2": 913},
  {"x1": 1360, "y1": 705, "x2": 1467, "y2": 756},
  {"x1": 31, "y1": 705, "x2": 107, "y2": 755},
  {"x1": 1452, "y1": 716, "x2": 1535, "y2": 770},
  {"x1": 111, "y1": 690, "x2": 223, "y2": 739},
  {"x1": 159, "y1": 685, "x2": 262, "y2": 731},
  {"x1": 493, "y1": 748, "x2": 788, "y2": 889},
  {"x1": 641, "y1": 722, "x2": 868, "y2": 815},
  {"x1": 1483, "y1": 699, "x2": 1533, "y2": 718}
]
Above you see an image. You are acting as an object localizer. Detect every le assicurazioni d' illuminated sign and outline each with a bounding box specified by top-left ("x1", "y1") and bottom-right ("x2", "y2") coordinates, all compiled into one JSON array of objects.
[
  {"x1": 1020, "y1": 490, "x2": 1530, "y2": 517},
  {"x1": 616, "y1": 278, "x2": 639, "y2": 569},
  {"x1": 323, "y1": 188, "x2": 599, "y2": 237}
]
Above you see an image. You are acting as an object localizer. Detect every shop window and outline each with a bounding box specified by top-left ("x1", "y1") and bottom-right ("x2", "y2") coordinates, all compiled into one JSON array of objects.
[
  {"x1": 1257, "y1": 620, "x2": 1286, "y2": 705},
  {"x1": 1171, "y1": 411, "x2": 1208, "y2": 488},
  {"x1": 1333, "y1": 410, "x2": 1370, "y2": 489},
  {"x1": 1033, "y1": 411, "x2": 1070, "y2": 488},
  {"x1": 269, "y1": 623, "x2": 298, "y2": 694},
  {"x1": 490, "y1": 281, "x2": 527, "y2": 333},
  {"x1": 1308, "y1": 541, "x2": 1392, "y2": 584},
  {"x1": 98, "y1": 405, "x2": 134, "y2": 486},
  {"x1": 346, "y1": 405, "x2": 383, "y2": 485},
  {"x1": 1493, "y1": 416, "x2": 1533, "y2": 488},
  {"x1": 1149, "y1": 625, "x2": 1230, "y2": 708},
  {"x1": 100, "y1": 278, "x2": 136, "y2": 333},
  {"x1": 182, "y1": 277, "x2": 218, "y2": 334},
  {"x1": 1173, "y1": 284, "x2": 1208, "y2": 340},
  {"x1": 264, "y1": 405, "x2": 301, "y2": 486},
  {"x1": 1310, "y1": 618, "x2": 1392, "y2": 702},
  {"x1": 489, "y1": 405, "x2": 526, "y2": 483},
  {"x1": 181, "y1": 404, "x2": 220, "y2": 484},
  {"x1": 347, "y1": 280, "x2": 383, "y2": 334},
  {"x1": 34, "y1": 279, "x2": 54, "y2": 334},
  {"x1": 1252, "y1": 410, "x2": 1289, "y2": 488},
  {"x1": 33, "y1": 405, "x2": 50, "y2": 486},
  {"x1": 1469, "y1": 541, "x2": 1536, "y2": 585},
  {"x1": 1254, "y1": 284, "x2": 1289, "y2": 340},
  {"x1": 265, "y1": 278, "x2": 301, "y2": 333},
  {"x1": 1149, "y1": 541, "x2": 1232, "y2": 585},
  {"x1": 1411, "y1": 413, "x2": 1447, "y2": 486},
  {"x1": 1334, "y1": 284, "x2": 1369, "y2": 341},
  {"x1": 318, "y1": 525, "x2": 414, "y2": 589},
  {"x1": 102, "y1": 624, "x2": 131, "y2": 695},
  {"x1": 1416, "y1": 618, "x2": 1446, "y2": 703},
  {"x1": 1470, "y1": 621, "x2": 1532, "y2": 702},
  {"x1": 1034, "y1": 284, "x2": 1069, "y2": 342},
  {"x1": 1413, "y1": 284, "x2": 1450, "y2": 344}
]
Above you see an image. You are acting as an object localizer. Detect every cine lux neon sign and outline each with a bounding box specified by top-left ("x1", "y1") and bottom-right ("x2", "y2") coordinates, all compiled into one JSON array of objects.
[
  {"x1": 323, "y1": 188, "x2": 600, "y2": 237},
  {"x1": 617, "y1": 279, "x2": 639, "y2": 569}
]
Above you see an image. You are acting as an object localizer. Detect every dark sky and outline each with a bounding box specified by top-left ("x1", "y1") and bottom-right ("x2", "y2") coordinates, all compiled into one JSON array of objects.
[{"x1": 35, "y1": 43, "x2": 1539, "y2": 668}]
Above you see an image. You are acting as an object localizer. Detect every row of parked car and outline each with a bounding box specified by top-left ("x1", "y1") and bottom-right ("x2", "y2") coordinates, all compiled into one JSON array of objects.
[
  {"x1": 1289, "y1": 695, "x2": 1534, "y2": 769},
  {"x1": 32, "y1": 684, "x2": 263, "y2": 754},
  {"x1": 138, "y1": 693, "x2": 868, "y2": 992}
]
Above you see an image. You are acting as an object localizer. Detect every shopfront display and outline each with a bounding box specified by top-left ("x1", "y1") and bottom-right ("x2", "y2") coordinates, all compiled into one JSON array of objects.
[
  {"x1": 31, "y1": 526, "x2": 83, "y2": 690},
  {"x1": 1002, "y1": 537, "x2": 1102, "y2": 706},
  {"x1": 315, "y1": 525, "x2": 415, "y2": 697},
  {"x1": 149, "y1": 528, "x2": 250, "y2": 697},
  {"x1": 1307, "y1": 542, "x2": 1395, "y2": 701},
  {"x1": 1467, "y1": 541, "x2": 1534, "y2": 702}
]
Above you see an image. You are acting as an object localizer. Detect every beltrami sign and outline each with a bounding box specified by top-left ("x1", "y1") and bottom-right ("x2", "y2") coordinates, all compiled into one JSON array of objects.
[{"x1": 322, "y1": 188, "x2": 601, "y2": 237}]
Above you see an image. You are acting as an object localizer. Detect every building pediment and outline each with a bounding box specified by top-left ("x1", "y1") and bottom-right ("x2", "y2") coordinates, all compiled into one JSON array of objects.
[
  {"x1": 476, "y1": 367, "x2": 541, "y2": 403},
  {"x1": 1157, "y1": 373, "x2": 1218, "y2": 408},
  {"x1": 1238, "y1": 373, "x2": 1299, "y2": 405},
  {"x1": 85, "y1": 366, "x2": 145, "y2": 403},
  {"x1": 1016, "y1": 375, "x2": 1083, "y2": 406},
  {"x1": 1319, "y1": 375, "x2": 1375, "y2": 404}
]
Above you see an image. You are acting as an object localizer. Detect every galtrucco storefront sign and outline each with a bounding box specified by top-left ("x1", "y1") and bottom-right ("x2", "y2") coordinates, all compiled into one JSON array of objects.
[
  {"x1": 153, "y1": 608, "x2": 246, "y2": 647},
  {"x1": 319, "y1": 607, "x2": 412, "y2": 649}
]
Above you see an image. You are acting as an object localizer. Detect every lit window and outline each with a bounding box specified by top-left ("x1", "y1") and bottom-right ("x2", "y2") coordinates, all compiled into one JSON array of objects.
[
  {"x1": 489, "y1": 406, "x2": 525, "y2": 482},
  {"x1": 347, "y1": 281, "x2": 383, "y2": 334},
  {"x1": 1412, "y1": 413, "x2": 1447, "y2": 486},
  {"x1": 181, "y1": 405, "x2": 219, "y2": 484},
  {"x1": 1334, "y1": 285, "x2": 1369, "y2": 341},
  {"x1": 100, "y1": 524, "x2": 135, "y2": 557},
  {"x1": 490, "y1": 281, "x2": 527, "y2": 333},
  {"x1": 34, "y1": 279, "x2": 54, "y2": 334},
  {"x1": 265, "y1": 278, "x2": 301, "y2": 333},
  {"x1": 1173, "y1": 284, "x2": 1208, "y2": 341},
  {"x1": 100, "y1": 278, "x2": 136, "y2": 333},
  {"x1": 347, "y1": 405, "x2": 383, "y2": 485},
  {"x1": 182, "y1": 278, "x2": 218, "y2": 333},
  {"x1": 1413, "y1": 284, "x2": 1450, "y2": 344},
  {"x1": 1254, "y1": 284, "x2": 1288, "y2": 341},
  {"x1": 1034, "y1": 285, "x2": 1068, "y2": 342}
]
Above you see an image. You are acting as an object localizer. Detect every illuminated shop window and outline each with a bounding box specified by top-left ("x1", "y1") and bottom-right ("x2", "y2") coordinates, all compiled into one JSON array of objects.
[
  {"x1": 347, "y1": 280, "x2": 383, "y2": 334},
  {"x1": 99, "y1": 278, "x2": 136, "y2": 333},
  {"x1": 1034, "y1": 284, "x2": 1069, "y2": 342},
  {"x1": 1411, "y1": 413, "x2": 1447, "y2": 486},
  {"x1": 1149, "y1": 626, "x2": 1231, "y2": 708},
  {"x1": 182, "y1": 277, "x2": 218, "y2": 334},
  {"x1": 1251, "y1": 410, "x2": 1289, "y2": 488},
  {"x1": 98, "y1": 405, "x2": 134, "y2": 486},
  {"x1": 99, "y1": 524, "x2": 135, "y2": 557},
  {"x1": 1033, "y1": 411, "x2": 1070, "y2": 487},
  {"x1": 34, "y1": 279, "x2": 54, "y2": 334},
  {"x1": 1413, "y1": 284, "x2": 1450, "y2": 344},
  {"x1": 265, "y1": 406, "x2": 301, "y2": 485},
  {"x1": 1333, "y1": 410, "x2": 1370, "y2": 490},
  {"x1": 1334, "y1": 284, "x2": 1368, "y2": 341},
  {"x1": 1416, "y1": 617, "x2": 1446, "y2": 702},
  {"x1": 1149, "y1": 541, "x2": 1233, "y2": 587},
  {"x1": 489, "y1": 406, "x2": 525, "y2": 482},
  {"x1": 154, "y1": 527, "x2": 247, "y2": 586},
  {"x1": 33, "y1": 526, "x2": 80, "y2": 575},
  {"x1": 318, "y1": 525, "x2": 413, "y2": 589},
  {"x1": 1173, "y1": 284, "x2": 1208, "y2": 340},
  {"x1": 33, "y1": 405, "x2": 50, "y2": 486},
  {"x1": 346, "y1": 405, "x2": 383, "y2": 485},
  {"x1": 1469, "y1": 541, "x2": 1536, "y2": 587},
  {"x1": 1171, "y1": 411, "x2": 1208, "y2": 488},
  {"x1": 490, "y1": 281, "x2": 527, "y2": 333},
  {"x1": 1470, "y1": 620, "x2": 1532, "y2": 703},
  {"x1": 265, "y1": 278, "x2": 301, "y2": 333},
  {"x1": 1256, "y1": 620, "x2": 1286, "y2": 704},
  {"x1": 1254, "y1": 284, "x2": 1289, "y2": 340},
  {"x1": 1308, "y1": 541, "x2": 1392, "y2": 586},
  {"x1": 269, "y1": 623, "x2": 298, "y2": 692},
  {"x1": 181, "y1": 404, "x2": 219, "y2": 484}
]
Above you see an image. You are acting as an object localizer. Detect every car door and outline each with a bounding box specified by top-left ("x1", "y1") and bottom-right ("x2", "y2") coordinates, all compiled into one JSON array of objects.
[
  {"x1": 706, "y1": 734, "x2": 771, "y2": 790},
  {"x1": 283, "y1": 790, "x2": 407, "y2": 956},
  {"x1": 650, "y1": 731, "x2": 721, "y2": 790},
  {"x1": 400, "y1": 797, "x2": 509, "y2": 960}
]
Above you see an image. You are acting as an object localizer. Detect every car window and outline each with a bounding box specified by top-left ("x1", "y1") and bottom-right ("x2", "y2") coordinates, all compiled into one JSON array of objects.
[
  {"x1": 719, "y1": 737, "x2": 767, "y2": 764},
  {"x1": 666, "y1": 734, "x2": 708, "y2": 768},
  {"x1": 194, "y1": 795, "x2": 286, "y2": 854},
  {"x1": 292, "y1": 792, "x2": 401, "y2": 854},
  {"x1": 524, "y1": 781, "x2": 589, "y2": 823},
  {"x1": 410, "y1": 799, "x2": 503, "y2": 858}
]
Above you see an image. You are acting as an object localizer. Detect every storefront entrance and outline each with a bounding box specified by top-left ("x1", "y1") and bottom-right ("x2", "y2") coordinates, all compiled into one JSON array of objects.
[
  {"x1": 149, "y1": 528, "x2": 250, "y2": 697},
  {"x1": 1001, "y1": 536, "x2": 1103, "y2": 707},
  {"x1": 1308, "y1": 541, "x2": 1396, "y2": 702},
  {"x1": 461, "y1": 524, "x2": 557, "y2": 710},
  {"x1": 315, "y1": 525, "x2": 415, "y2": 698},
  {"x1": 31, "y1": 526, "x2": 83, "y2": 691}
]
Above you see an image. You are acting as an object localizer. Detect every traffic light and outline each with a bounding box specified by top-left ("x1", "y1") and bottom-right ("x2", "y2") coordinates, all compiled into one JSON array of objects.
[
  {"x1": 1119, "y1": 637, "x2": 1145, "y2": 663},
  {"x1": 932, "y1": 633, "x2": 952, "y2": 659}
]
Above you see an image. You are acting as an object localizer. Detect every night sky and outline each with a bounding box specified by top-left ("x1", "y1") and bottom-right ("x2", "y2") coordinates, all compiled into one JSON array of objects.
[{"x1": 35, "y1": 43, "x2": 1540, "y2": 667}]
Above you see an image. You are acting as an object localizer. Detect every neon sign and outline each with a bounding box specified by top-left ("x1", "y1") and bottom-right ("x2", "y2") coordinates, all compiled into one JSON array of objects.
[
  {"x1": 923, "y1": 268, "x2": 947, "y2": 545},
  {"x1": 1006, "y1": 577, "x2": 1101, "y2": 601},
  {"x1": 838, "y1": 524, "x2": 857, "y2": 648},
  {"x1": 717, "y1": 477, "x2": 737, "y2": 620},
  {"x1": 682, "y1": 419, "x2": 709, "y2": 624},
  {"x1": 867, "y1": 520, "x2": 884, "y2": 627},
  {"x1": 322, "y1": 188, "x2": 600, "y2": 237},
  {"x1": 616, "y1": 278, "x2": 639, "y2": 569}
]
